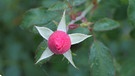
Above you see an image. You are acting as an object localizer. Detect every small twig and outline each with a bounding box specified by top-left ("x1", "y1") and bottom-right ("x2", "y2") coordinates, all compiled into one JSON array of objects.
[
  {"x1": 66, "y1": 0, "x2": 73, "y2": 9},
  {"x1": 68, "y1": 4, "x2": 93, "y2": 25},
  {"x1": 67, "y1": 0, "x2": 101, "y2": 41},
  {"x1": 68, "y1": 0, "x2": 101, "y2": 26}
]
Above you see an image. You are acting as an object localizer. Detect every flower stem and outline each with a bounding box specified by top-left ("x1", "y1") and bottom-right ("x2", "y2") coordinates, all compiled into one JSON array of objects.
[{"x1": 68, "y1": 4, "x2": 93, "y2": 25}]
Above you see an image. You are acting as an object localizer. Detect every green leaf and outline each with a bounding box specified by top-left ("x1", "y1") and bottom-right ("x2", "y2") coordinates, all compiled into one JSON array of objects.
[
  {"x1": 41, "y1": 0, "x2": 58, "y2": 8},
  {"x1": 72, "y1": 0, "x2": 86, "y2": 6},
  {"x1": 48, "y1": 1, "x2": 68, "y2": 11},
  {"x1": 35, "y1": 40, "x2": 49, "y2": 64},
  {"x1": 93, "y1": 18, "x2": 120, "y2": 31},
  {"x1": 68, "y1": 65, "x2": 89, "y2": 76},
  {"x1": 5, "y1": 65, "x2": 21, "y2": 76},
  {"x1": 119, "y1": 57, "x2": 135, "y2": 76},
  {"x1": 128, "y1": 0, "x2": 135, "y2": 26},
  {"x1": 68, "y1": 27, "x2": 89, "y2": 34},
  {"x1": 20, "y1": 7, "x2": 60, "y2": 33},
  {"x1": 89, "y1": 41, "x2": 115, "y2": 76},
  {"x1": 130, "y1": 28, "x2": 135, "y2": 39}
]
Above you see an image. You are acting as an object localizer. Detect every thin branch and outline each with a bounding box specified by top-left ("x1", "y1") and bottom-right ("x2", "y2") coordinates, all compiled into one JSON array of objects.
[
  {"x1": 68, "y1": 4, "x2": 93, "y2": 25},
  {"x1": 68, "y1": 0, "x2": 101, "y2": 25}
]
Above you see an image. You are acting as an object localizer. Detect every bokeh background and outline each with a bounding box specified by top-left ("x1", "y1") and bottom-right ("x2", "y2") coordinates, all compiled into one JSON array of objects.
[
  {"x1": 0, "y1": 0, "x2": 46, "y2": 76},
  {"x1": 0, "y1": 0, "x2": 135, "y2": 76}
]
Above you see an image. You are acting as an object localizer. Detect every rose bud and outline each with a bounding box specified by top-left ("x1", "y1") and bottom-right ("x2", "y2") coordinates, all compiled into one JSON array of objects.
[
  {"x1": 70, "y1": 13, "x2": 76, "y2": 20},
  {"x1": 68, "y1": 24, "x2": 79, "y2": 30},
  {"x1": 35, "y1": 10, "x2": 92, "y2": 68},
  {"x1": 48, "y1": 31, "x2": 71, "y2": 54}
]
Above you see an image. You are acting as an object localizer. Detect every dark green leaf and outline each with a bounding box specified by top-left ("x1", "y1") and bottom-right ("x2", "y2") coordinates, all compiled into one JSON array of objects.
[
  {"x1": 89, "y1": 41, "x2": 115, "y2": 76},
  {"x1": 106, "y1": 28, "x2": 121, "y2": 40},
  {"x1": 35, "y1": 40, "x2": 49, "y2": 64},
  {"x1": 68, "y1": 38, "x2": 91, "y2": 76},
  {"x1": 41, "y1": 0, "x2": 58, "y2": 8},
  {"x1": 130, "y1": 28, "x2": 135, "y2": 39},
  {"x1": 128, "y1": 0, "x2": 135, "y2": 26},
  {"x1": 23, "y1": 57, "x2": 46, "y2": 76},
  {"x1": 119, "y1": 57, "x2": 135, "y2": 76},
  {"x1": 93, "y1": 18, "x2": 120, "y2": 31},
  {"x1": 68, "y1": 65, "x2": 89, "y2": 76},
  {"x1": 20, "y1": 7, "x2": 60, "y2": 33},
  {"x1": 48, "y1": 1, "x2": 68, "y2": 11},
  {"x1": 72, "y1": 0, "x2": 86, "y2": 6},
  {"x1": 68, "y1": 27, "x2": 89, "y2": 34},
  {"x1": 5, "y1": 65, "x2": 21, "y2": 76},
  {"x1": 113, "y1": 5, "x2": 127, "y2": 20},
  {"x1": 90, "y1": 0, "x2": 120, "y2": 22}
]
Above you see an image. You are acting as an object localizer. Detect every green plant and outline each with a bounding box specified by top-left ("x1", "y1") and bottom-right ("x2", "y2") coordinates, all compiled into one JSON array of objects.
[{"x1": 18, "y1": 0, "x2": 135, "y2": 76}]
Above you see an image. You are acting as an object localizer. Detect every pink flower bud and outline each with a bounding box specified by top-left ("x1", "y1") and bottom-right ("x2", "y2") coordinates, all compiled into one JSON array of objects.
[
  {"x1": 70, "y1": 14, "x2": 76, "y2": 20},
  {"x1": 68, "y1": 24, "x2": 79, "y2": 30},
  {"x1": 48, "y1": 31, "x2": 71, "y2": 54}
]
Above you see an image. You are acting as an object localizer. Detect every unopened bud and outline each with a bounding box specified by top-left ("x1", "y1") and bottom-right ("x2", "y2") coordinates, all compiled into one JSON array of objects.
[
  {"x1": 68, "y1": 24, "x2": 79, "y2": 30},
  {"x1": 89, "y1": 27, "x2": 93, "y2": 32},
  {"x1": 70, "y1": 14, "x2": 76, "y2": 20},
  {"x1": 48, "y1": 31, "x2": 71, "y2": 54}
]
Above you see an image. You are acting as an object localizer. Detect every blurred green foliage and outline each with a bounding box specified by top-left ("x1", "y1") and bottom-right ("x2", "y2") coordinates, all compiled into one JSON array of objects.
[{"x1": 1, "y1": 0, "x2": 135, "y2": 76}]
